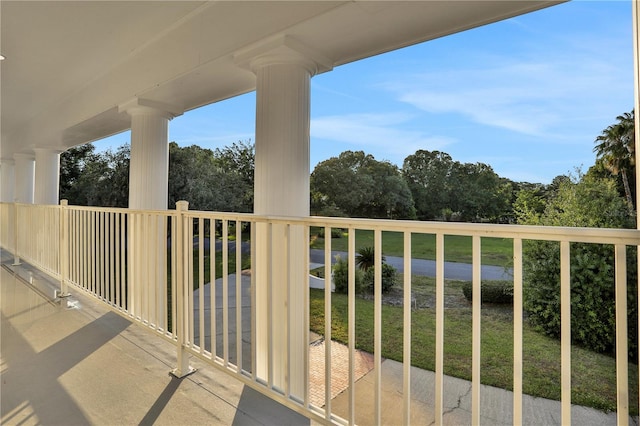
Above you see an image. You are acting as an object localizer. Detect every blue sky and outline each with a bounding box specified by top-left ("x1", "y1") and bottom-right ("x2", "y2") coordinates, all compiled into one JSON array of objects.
[{"x1": 95, "y1": 1, "x2": 634, "y2": 184}]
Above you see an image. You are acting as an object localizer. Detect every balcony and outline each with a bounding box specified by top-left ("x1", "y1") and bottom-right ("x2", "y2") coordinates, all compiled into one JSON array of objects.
[{"x1": 1, "y1": 201, "x2": 638, "y2": 425}]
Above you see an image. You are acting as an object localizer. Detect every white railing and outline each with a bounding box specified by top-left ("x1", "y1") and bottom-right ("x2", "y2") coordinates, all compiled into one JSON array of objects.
[{"x1": 1, "y1": 201, "x2": 639, "y2": 425}]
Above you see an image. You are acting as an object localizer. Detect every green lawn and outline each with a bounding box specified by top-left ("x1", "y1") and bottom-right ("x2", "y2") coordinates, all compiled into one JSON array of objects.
[
  {"x1": 309, "y1": 282, "x2": 639, "y2": 415},
  {"x1": 190, "y1": 249, "x2": 250, "y2": 289},
  {"x1": 310, "y1": 229, "x2": 512, "y2": 267}
]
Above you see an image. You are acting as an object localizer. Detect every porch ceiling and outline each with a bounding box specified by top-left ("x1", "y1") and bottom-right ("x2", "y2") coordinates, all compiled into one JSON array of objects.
[{"x1": 0, "y1": 1, "x2": 563, "y2": 159}]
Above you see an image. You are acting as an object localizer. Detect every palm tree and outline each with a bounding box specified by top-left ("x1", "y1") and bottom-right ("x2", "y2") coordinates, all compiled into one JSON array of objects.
[
  {"x1": 594, "y1": 110, "x2": 635, "y2": 207},
  {"x1": 355, "y1": 246, "x2": 385, "y2": 271}
]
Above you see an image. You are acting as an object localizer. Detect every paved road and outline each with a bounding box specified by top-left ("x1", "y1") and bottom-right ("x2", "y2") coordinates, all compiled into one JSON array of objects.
[
  {"x1": 183, "y1": 239, "x2": 512, "y2": 280},
  {"x1": 310, "y1": 249, "x2": 512, "y2": 281}
]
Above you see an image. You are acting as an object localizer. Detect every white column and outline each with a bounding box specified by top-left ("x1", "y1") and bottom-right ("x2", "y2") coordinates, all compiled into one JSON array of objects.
[
  {"x1": 14, "y1": 153, "x2": 35, "y2": 204},
  {"x1": 119, "y1": 99, "x2": 181, "y2": 341},
  {"x1": 34, "y1": 148, "x2": 62, "y2": 205},
  {"x1": 237, "y1": 36, "x2": 332, "y2": 398},
  {"x1": 119, "y1": 98, "x2": 182, "y2": 210},
  {"x1": 0, "y1": 159, "x2": 15, "y2": 202}
]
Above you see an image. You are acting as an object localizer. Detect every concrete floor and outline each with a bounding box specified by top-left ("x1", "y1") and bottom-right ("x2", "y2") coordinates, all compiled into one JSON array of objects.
[{"x1": 0, "y1": 262, "x2": 310, "y2": 426}]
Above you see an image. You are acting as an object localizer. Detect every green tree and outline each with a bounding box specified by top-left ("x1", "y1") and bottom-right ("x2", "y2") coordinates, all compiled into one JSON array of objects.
[
  {"x1": 513, "y1": 187, "x2": 546, "y2": 223},
  {"x1": 59, "y1": 143, "x2": 129, "y2": 207},
  {"x1": 168, "y1": 142, "x2": 252, "y2": 212},
  {"x1": 594, "y1": 110, "x2": 635, "y2": 208},
  {"x1": 448, "y1": 161, "x2": 506, "y2": 222},
  {"x1": 402, "y1": 150, "x2": 454, "y2": 220},
  {"x1": 99, "y1": 145, "x2": 130, "y2": 207},
  {"x1": 311, "y1": 151, "x2": 415, "y2": 219},
  {"x1": 213, "y1": 140, "x2": 254, "y2": 212},
  {"x1": 59, "y1": 143, "x2": 96, "y2": 201}
]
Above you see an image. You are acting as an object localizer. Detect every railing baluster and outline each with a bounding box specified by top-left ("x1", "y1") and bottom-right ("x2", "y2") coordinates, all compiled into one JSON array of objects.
[
  {"x1": 560, "y1": 240, "x2": 571, "y2": 425},
  {"x1": 284, "y1": 224, "x2": 291, "y2": 398},
  {"x1": 374, "y1": 229, "x2": 382, "y2": 425},
  {"x1": 117, "y1": 212, "x2": 124, "y2": 309},
  {"x1": 90, "y1": 210, "x2": 96, "y2": 296},
  {"x1": 615, "y1": 244, "x2": 629, "y2": 425},
  {"x1": 199, "y1": 217, "x2": 205, "y2": 354},
  {"x1": 80, "y1": 210, "x2": 85, "y2": 290},
  {"x1": 250, "y1": 221, "x2": 257, "y2": 380},
  {"x1": 472, "y1": 235, "x2": 481, "y2": 425},
  {"x1": 513, "y1": 238, "x2": 523, "y2": 425},
  {"x1": 223, "y1": 219, "x2": 229, "y2": 367},
  {"x1": 171, "y1": 214, "x2": 177, "y2": 337},
  {"x1": 267, "y1": 222, "x2": 274, "y2": 389},
  {"x1": 188, "y1": 216, "x2": 195, "y2": 348},
  {"x1": 236, "y1": 219, "x2": 243, "y2": 372},
  {"x1": 324, "y1": 226, "x2": 333, "y2": 416},
  {"x1": 211, "y1": 219, "x2": 217, "y2": 360},
  {"x1": 435, "y1": 232, "x2": 445, "y2": 426},
  {"x1": 403, "y1": 230, "x2": 412, "y2": 426},
  {"x1": 138, "y1": 214, "x2": 145, "y2": 320},
  {"x1": 303, "y1": 224, "x2": 310, "y2": 407},
  {"x1": 348, "y1": 227, "x2": 356, "y2": 426},
  {"x1": 148, "y1": 214, "x2": 156, "y2": 325},
  {"x1": 109, "y1": 212, "x2": 115, "y2": 306},
  {"x1": 100, "y1": 211, "x2": 106, "y2": 301},
  {"x1": 161, "y1": 215, "x2": 168, "y2": 331}
]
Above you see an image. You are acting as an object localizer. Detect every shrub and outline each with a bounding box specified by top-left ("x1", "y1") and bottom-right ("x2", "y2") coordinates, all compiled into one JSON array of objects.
[
  {"x1": 316, "y1": 227, "x2": 344, "y2": 239},
  {"x1": 461, "y1": 280, "x2": 513, "y2": 304},
  {"x1": 362, "y1": 263, "x2": 397, "y2": 293},
  {"x1": 519, "y1": 173, "x2": 638, "y2": 358},
  {"x1": 523, "y1": 241, "x2": 638, "y2": 357},
  {"x1": 332, "y1": 255, "x2": 363, "y2": 294}
]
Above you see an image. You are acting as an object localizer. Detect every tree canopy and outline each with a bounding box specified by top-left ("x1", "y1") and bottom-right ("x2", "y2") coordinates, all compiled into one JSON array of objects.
[
  {"x1": 60, "y1": 141, "x2": 254, "y2": 211},
  {"x1": 60, "y1": 144, "x2": 130, "y2": 207},
  {"x1": 310, "y1": 150, "x2": 415, "y2": 219}
]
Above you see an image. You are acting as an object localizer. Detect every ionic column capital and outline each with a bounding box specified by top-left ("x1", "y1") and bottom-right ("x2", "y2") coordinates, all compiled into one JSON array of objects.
[
  {"x1": 235, "y1": 35, "x2": 333, "y2": 76},
  {"x1": 34, "y1": 147, "x2": 64, "y2": 155},
  {"x1": 14, "y1": 152, "x2": 35, "y2": 161},
  {"x1": 118, "y1": 98, "x2": 183, "y2": 119}
]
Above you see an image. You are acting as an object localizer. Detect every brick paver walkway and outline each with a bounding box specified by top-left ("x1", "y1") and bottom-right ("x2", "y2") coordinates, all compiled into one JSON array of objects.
[{"x1": 308, "y1": 338, "x2": 374, "y2": 407}]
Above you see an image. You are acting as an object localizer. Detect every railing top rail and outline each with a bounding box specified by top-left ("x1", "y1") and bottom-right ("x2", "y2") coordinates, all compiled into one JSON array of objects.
[
  {"x1": 183, "y1": 209, "x2": 639, "y2": 246},
  {"x1": 5, "y1": 202, "x2": 638, "y2": 246},
  {"x1": 302, "y1": 215, "x2": 640, "y2": 245}
]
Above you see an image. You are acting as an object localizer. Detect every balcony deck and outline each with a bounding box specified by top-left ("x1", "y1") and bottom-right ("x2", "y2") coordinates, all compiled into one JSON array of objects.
[
  {"x1": 1, "y1": 250, "x2": 629, "y2": 425},
  {"x1": 0, "y1": 259, "x2": 311, "y2": 426}
]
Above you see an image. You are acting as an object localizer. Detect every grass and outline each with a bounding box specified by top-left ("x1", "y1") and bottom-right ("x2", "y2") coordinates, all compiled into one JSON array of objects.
[
  {"x1": 309, "y1": 279, "x2": 640, "y2": 415},
  {"x1": 310, "y1": 228, "x2": 512, "y2": 267},
  {"x1": 191, "y1": 248, "x2": 250, "y2": 290}
]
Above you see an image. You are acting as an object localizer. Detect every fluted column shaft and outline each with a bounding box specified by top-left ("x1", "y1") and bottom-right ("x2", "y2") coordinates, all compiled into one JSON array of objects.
[
  {"x1": 14, "y1": 153, "x2": 35, "y2": 204},
  {"x1": 127, "y1": 106, "x2": 172, "y2": 210},
  {"x1": 1, "y1": 159, "x2": 15, "y2": 202},
  {"x1": 254, "y1": 62, "x2": 311, "y2": 216},
  {"x1": 34, "y1": 148, "x2": 62, "y2": 205}
]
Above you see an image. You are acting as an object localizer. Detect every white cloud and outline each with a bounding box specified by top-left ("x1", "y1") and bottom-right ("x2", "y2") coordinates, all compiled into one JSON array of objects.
[
  {"x1": 311, "y1": 112, "x2": 456, "y2": 162},
  {"x1": 383, "y1": 38, "x2": 630, "y2": 141}
]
